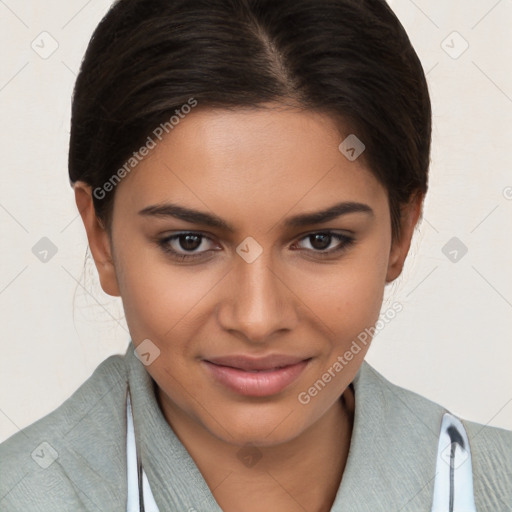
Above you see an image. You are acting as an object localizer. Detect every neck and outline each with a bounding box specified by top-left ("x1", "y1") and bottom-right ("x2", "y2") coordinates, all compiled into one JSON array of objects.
[{"x1": 156, "y1": 385, "x2": 355, "y2": 512}]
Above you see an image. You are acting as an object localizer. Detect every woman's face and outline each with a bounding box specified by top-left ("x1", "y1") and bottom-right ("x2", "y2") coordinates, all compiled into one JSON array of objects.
[{"x1": 79, "y1": 104, "x2": 418, "y2": 447}]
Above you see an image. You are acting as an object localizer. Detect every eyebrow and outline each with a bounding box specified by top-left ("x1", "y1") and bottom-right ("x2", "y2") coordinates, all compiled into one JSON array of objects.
[{"x1": 138, "y1": 201, "x2": 374, "y2": 232}]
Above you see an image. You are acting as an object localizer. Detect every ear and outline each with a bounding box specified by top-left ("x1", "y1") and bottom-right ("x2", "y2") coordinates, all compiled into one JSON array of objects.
[
  {"x1": 73, "y1": 181, "x2": 121, "y2": 297},
  {"x1": 386, "y1": 192, "x2": 424, "y2": 283}
]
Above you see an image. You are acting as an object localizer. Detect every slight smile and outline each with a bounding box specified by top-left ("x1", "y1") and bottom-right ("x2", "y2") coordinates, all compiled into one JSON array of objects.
[{"x1": 202, "y1": 355, "x2": 312, "y2": 397}]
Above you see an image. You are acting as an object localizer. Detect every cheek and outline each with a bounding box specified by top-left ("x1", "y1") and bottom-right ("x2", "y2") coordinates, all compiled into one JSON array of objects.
[
  {"x1": 296, "y1": 246, "x2": 389, "y2": 342},
  {"x1": 113, "y1": 244, "x2": 210, "y2": 344}
]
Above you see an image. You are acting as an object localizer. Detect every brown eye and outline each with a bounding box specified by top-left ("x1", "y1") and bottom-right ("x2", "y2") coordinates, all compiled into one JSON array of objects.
[
  {"x1": 294, "y1": 231, "x2": 355, "y2": 257},
  {"x1": 178, "y1": 234, "x2": 202, "y2": 251},
  {"x1": 158, "y1": 232, "x2": 218, "y2": 261},
  {"x1": 309, "y1": 233, "x2": 332, "y2": 250}
]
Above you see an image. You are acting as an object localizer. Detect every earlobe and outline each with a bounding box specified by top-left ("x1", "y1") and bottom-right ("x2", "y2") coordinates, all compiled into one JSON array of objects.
[
  {"x1": 73, "y1": 182, "x2": 121, "y2": 297},
  {"x1": 385, "y1": 193, "x2": 424, "y2": 283},
  {"x1": 385, "y1": 240, "x2": 406, "y2": 283}
]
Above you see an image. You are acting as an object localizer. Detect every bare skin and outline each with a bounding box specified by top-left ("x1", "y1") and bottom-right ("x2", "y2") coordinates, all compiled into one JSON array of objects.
[{"x1": 74, "y1": 103, "x2": 422, "y2": 512}]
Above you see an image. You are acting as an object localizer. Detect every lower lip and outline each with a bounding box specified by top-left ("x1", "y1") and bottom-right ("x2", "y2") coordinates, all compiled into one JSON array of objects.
[{"x1": 203, "y1": 360, "x2": 309, "y2": 397}]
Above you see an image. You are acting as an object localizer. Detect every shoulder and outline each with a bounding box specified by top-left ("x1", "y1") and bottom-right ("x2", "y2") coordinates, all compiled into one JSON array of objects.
[
  {"x1": 463, "y1": 418, "x2": 512, "y2": 509},
  {"x1": 0, "y1": 353, "x2": 128, "y2": 512},
  {"x1": 357, "y1": 361, "x2": 512, "y2": 508}
]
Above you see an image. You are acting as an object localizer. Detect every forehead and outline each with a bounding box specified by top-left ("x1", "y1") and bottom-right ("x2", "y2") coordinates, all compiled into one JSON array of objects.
[{"x1": 113, "y1": 105, "x2": 386, "y2": 224}]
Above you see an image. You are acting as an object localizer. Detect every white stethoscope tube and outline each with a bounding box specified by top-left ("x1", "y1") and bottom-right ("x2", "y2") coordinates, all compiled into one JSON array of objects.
[
  {"x1": 431, "y1": 413, "x2": 477, "y2": 512},
  {"x1": 125, "y1": 391, "x2": 477, "y2": 511},
  {"x1": 126, "y1": 391, "x2": 160, "y2": 512}
]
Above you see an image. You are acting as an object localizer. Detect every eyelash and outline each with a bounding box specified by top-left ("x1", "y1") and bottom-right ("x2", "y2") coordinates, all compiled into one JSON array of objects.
[{"x1": 157, "y1": 231, "x2": 355, "y2": 262}]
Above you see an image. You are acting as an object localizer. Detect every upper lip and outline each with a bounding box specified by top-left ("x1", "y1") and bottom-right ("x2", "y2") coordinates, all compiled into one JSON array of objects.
[{"x1": 204, "y1": 354, "x2": 310, "y2": 371}]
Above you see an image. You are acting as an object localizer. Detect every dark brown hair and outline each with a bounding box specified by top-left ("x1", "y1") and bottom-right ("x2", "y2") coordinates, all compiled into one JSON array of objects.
[{"x1": 68, "y1": 0, "x2": 431, "y2": 241}]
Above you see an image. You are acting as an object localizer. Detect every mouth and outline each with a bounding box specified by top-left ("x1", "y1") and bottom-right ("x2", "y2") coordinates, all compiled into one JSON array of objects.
[{"x1": 202, "y1": 355, "x2": 312, "y2": 397}]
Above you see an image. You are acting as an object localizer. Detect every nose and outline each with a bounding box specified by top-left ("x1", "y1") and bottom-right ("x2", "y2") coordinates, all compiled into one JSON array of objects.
[{"x1": 216, "y1": 248, "x2": 299, "y2": 344}]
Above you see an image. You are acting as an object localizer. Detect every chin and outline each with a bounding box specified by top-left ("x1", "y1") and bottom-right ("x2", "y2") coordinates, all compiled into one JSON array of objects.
[{"x1": 203, "y1": 403, "x2": 309, "y2": 448}]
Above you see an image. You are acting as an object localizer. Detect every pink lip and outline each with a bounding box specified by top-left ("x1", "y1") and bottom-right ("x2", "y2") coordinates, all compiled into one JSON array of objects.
[{"x1": 202, "y1": 355, "x2": 311, "y2": 397}]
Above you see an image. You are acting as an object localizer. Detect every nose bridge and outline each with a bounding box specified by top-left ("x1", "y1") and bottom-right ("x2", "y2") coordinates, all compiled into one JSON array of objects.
[{"x1": 217, "y1": 242, "x2": 296, "y2": 341}]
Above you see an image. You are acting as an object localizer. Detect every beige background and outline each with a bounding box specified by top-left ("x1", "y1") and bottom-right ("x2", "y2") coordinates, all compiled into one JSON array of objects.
[{"x1": 0, "y1": 0, "x2": 511, "y2": 442}]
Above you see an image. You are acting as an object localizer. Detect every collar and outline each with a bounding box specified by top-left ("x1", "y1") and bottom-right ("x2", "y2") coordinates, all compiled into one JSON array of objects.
[
  {"x1": 126, "y1": 344, "x2": 222, "y2": 511},
  {"x1": 125, "y1": 342, "x2": 451, "y2": 511},
  {"x1": 331, "y1": 362, "x2": 442, "y2": 510}
]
